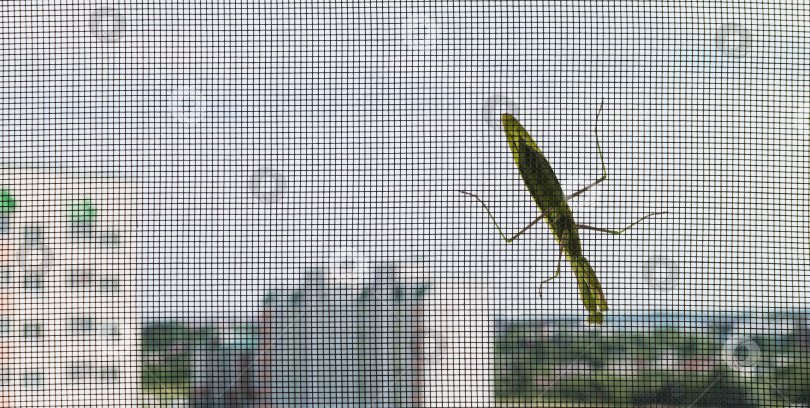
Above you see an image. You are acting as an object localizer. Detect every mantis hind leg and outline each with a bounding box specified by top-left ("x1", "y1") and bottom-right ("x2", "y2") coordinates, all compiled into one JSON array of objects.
[
  {"x1": 577, "y1": 212, "x2": 667, "y2": 235},
  {"x1": 565, "y1": 101, "x2": 668, "y2": 231},
  {"x1": 564, "y1": 101, "x2": 608, "y2": 202}
]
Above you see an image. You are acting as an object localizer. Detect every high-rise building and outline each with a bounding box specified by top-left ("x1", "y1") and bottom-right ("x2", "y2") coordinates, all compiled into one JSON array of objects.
[
  {"x1": 0, "y1": 169, "x2": 139, "y2": 407},
  {"x1": 254, "y1": 261, "x2": 494, "y2": 408}
]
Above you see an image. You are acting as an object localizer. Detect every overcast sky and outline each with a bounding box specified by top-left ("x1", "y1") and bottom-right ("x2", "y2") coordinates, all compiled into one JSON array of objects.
[{"x1": 1, "y1": 1, "x2": 808, "y2": 320}]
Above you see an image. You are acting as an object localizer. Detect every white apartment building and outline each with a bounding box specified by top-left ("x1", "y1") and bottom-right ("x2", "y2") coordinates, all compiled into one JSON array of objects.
[{"x1": 0, "y1": 169, "x2": 139, "y2": 407}]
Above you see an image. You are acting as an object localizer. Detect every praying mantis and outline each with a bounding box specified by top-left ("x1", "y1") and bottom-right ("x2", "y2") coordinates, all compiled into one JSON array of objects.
[{"x1": 461, "y1": 103, "x2": 666, "y2": 324}]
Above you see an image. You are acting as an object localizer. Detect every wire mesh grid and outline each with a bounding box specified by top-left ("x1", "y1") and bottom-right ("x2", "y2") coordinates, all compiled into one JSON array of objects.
[{"x1": 0, "y1": 1, "x2": 808, "y2": 407}]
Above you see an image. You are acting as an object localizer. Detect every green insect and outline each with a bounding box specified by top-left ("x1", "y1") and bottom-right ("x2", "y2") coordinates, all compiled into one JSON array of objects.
[{"x1": 461, "y1": 103, "x2": 666, "y2": 324}]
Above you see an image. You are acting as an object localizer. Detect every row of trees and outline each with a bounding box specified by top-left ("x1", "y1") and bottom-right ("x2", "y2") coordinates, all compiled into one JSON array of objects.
[{"x1": 495, "y1": 316, "x2": 810, "y2": 407}]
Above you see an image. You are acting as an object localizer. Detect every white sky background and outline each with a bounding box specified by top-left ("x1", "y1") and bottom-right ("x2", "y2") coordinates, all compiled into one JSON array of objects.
[{"x1": 0, "y1": 1, "x2": 807, "y2": 320}]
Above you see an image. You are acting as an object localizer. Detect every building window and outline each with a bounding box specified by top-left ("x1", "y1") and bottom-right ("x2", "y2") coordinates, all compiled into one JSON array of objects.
[
  {"x1": 99, "y1": 365, "x2": 119, "y2": 382},
  {"x1": 68, "y1": 362, "x2": 92, "y2": 380},
  {"x1": 0, "y1": 266, "x2": 10, "y2": 285},
  {"x1": 99, "y1": 322, "x2": 120, "y2": 339},
  {"x1": 0, "y1": 369, "x2": 11, "y2": 387},
  {"x1": 22, "y1": 322, "x2": 42, "y2": 339},
  {"x1": 20, "y1": 372, "x2": 42, "y2": 388},
  {"x1": 99, "y1": 230, "x2": 121, "y2": 248},
  {"x1": 0, "y1": 319, "x2": 10, "y2": 337},
  {"x1": 22, "y1": 225, "x2": 44, "y2": 246},
  {"x1": 68, "y1": 363, "x2": 118, "y2": 382},
  {"x1": 70, "y1": 317, "x2": 93, "y2": 335},
  {"x1": 68, "y1": 267, "x2": 92, "y2": 289},
  {"x1": 22, "y1": 274, "x2": 43, "y2": 292},
  {"x1": 98, "y1": 275, "x2": 120, "y2": 292},
  {"x1": 68, "y1": 269, "x2": 121, "y2": 293}
]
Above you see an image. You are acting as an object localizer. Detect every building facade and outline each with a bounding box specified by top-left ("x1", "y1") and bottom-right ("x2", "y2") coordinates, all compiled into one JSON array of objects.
[
  {"x1": 253, "y1": 262, "x2": 493, "y2": 408},
  {"x1": 0, "y1": 169, "x2": 139, "y2": 407}
]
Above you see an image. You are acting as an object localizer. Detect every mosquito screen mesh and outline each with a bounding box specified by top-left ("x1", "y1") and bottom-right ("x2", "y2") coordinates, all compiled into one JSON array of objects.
[{"x1": 0, "y1": 2, "x2": 808, "y2": 407}]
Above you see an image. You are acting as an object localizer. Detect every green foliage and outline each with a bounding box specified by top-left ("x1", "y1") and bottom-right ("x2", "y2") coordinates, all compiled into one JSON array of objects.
[
  {"x1": 493, "y1": 317, "x2": 773, "y2": 407},
  {"x1": 677, "y1": 333, "x2": 704, "y2": 357},
  {"x1": 769, "y1": 358, "x2": 810, "y2": 406},
  {"x1": 142, "y1": 321, "x2": 190, "y2": 352},
  {"x1": 593, "y1": 371, "x2": 672, "y2": 405},
  {"x1": 545, "y1": 372, "x2": 606, "y2": 403},
  {"x1": 554, "y1": 368, "x2": 758, "y2": 407},
  {"x1": 69, "y1": 198, "x2": 96, "y2": 223},
  {"x1": 0, "y1": 189, "x2": 15, "y2": 213},
  {"x1": 594, "y1": 334, "x2": 627, "y2": 356},
  {"x1": 143, "y1": 358, "x2": 191, "y2": 389},
  {"x1": 684, "y1": 367, "x2": 758, "y2": 408},
  {"x1": 141, "y1": 321, "x2": 199, "y2": 399},
  {"x1": 495, "y1": 322, "x2": 544, "y2": 397}
]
